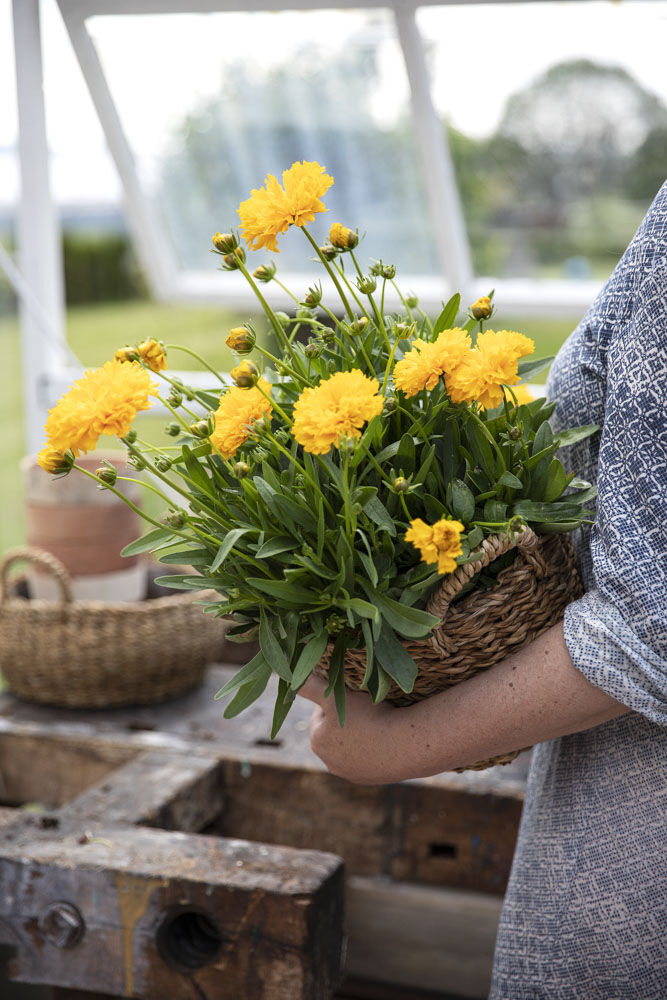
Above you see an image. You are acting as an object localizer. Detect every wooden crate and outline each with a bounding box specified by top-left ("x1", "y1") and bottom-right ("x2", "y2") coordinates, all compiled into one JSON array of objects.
[{"x1": 0, "y1": 665, "x2": 528, "y2": 999}]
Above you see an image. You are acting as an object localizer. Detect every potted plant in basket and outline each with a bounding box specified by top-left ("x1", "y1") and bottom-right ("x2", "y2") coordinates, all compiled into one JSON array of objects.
[{"x1": 34, "y1": 161, "x2": 596, "y2": 761}]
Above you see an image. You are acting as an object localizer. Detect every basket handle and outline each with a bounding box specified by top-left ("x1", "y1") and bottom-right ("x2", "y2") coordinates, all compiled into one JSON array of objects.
[
  {"x1": 0, "y1": 546, "x2": 74, "y2": 605},
  {"x1": 426, "y1": 526, "x2": 544, "y2": 620}
]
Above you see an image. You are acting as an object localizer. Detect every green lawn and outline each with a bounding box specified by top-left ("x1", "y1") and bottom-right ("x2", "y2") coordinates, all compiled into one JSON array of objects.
[{"x1": 0, "y1": 299, "x2": 577, "y2": 553}]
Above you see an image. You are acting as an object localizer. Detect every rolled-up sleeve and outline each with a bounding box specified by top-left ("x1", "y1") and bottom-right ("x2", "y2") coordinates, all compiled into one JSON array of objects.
[{"x1": 563, "y1": 265, "x2": 667, "y2": 726}]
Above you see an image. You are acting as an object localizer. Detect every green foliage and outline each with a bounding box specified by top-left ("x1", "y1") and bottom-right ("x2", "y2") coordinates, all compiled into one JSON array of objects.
[{"x1": 62, "y1": 232, "x2": 147, "y2": 305}]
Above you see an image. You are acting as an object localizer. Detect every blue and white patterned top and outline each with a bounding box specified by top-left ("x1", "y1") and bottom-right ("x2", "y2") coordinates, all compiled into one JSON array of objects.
[{"x1": 490, "y1": 183, "x2": 667, "y2": 999}]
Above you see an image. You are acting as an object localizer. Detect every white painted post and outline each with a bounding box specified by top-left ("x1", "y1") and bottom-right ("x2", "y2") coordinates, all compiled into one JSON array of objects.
[
  {"x1": 393, "y1": 4, "x2": 474, "y2": 298},
  {"x1": 12, "y1": 0, "x2": 67, "y2": 455}
]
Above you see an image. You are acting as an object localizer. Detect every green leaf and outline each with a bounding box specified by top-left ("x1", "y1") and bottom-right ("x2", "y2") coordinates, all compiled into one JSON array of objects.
[
  {"x1": 483, "y1": 499, "x2": 507, "y2": 522},
  {"x1": 555, "y1": 423, "x2": 599, "y2": 447},
  {"x1": 397, "y1": 433, "x2": 416, "y2": 476},
  {"x1": 446, "y1": 479, "x2": 475, "y2": 522},
  {"x1": 543, "y1": 459, "x2": 568, "y2": 503},
  {"x1": 270, "y1": 678, "x2": 296, "y2": 738},
  {"x1": 214, "y1": 649, "x2": 269, "y2": 699},
  {"x1": 211, "y1": 527, "x2": 252, "y2": 572},
  {"x1": 343, "y1": 598, "x2": 381, "y2": 624},
  {"x1": 511, "y1": 501, "x2": 591, "y2": 522},
  {"x1": 182, "y1": 445, "x2": 215, "y2": 497},
  {"x1": 156, "y1": 547, "x2": 212, "y2": 566},
  {"x1": 517, "y1": 356, "x2": 554, "y2": 380},
  {"x1": 152, "y1": 574, "x2": 210, "y2": 590},
  {"x1": 121, "y1": 527, "x2": 175, "y2": 557},
  {"x1": 255, "y1": 536, "x2": 298, "y2": 559},
  {"x1": 222, "y1": 661, "x2": 272, "y2": 718},
  {"x1": 360, "y1": 619, "x2": 375, "y2": 690},
  {"x1": 367, "y1": 586, "x2": 440, "y2": 638},
  {"x1": 532, "y1": 419, "x2": 554, "y2": 455},
  {"x1": 246, "y1": 577, "x2": 319, "y2": 605},
  {"x1": 498, "y1": 470, "x2": 523, "y2": 490},
  {"x1": 362, "y1": 496, "x2": 397, "y2": 536},
  {"x1": 291, "y1": 632, "x2": 330, "y2": 690},
  {"x1": 433, "y1": 293, "x2": 461, "y2": 336},
  {"x1": 465, "y1": 418, "x2": 496, "y2": 480},
  {"x1": 374, "y1": 621, "x2": 418, "y2": 693},
  {"x1": 259, "y1": 609, "x2": 292, "y2": 683}
]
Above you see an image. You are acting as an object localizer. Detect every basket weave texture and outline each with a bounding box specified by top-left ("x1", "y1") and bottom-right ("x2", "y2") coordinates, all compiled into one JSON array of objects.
[
  {"x1": 316, "y1": 526, "x2": 583, "y2": 771},
  {"x1": 0, "y1": 547, "x2": 229, "y2": 708}
]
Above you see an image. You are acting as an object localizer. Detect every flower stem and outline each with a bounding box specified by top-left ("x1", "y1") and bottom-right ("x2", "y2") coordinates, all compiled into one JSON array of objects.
[
  {"x1": 301, "y1": 227, "x2": 355, "y2": 320},
  {"x1": 164, "y1": 344, "x2": 226, "y2": 385}
]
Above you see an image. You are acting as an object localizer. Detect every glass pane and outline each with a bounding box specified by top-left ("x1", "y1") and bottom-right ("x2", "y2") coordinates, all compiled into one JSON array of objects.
[
  {"x1": 418, "y1": 0, "x2": 667, "y2": 282},
  {"x1": 87, "y1": 9, "x2": 440, "y2": 277}
]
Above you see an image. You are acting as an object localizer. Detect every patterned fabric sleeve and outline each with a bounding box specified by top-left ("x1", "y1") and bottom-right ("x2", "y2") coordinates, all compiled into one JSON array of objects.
[{"x1": 561, "y1": 229, "x2": 667, "y2": 726}]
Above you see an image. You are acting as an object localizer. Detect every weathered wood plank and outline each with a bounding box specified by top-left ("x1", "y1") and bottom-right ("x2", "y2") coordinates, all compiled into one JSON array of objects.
[
  {"x1": 0, "y1": 816, "x2": 344, "y2": 1000},
  {"x1": 63, "y1": 751, "x2": 224, "y2": 833},
  {"x1": 345, "y1": 876, "x2": 502, "y2": 999}
]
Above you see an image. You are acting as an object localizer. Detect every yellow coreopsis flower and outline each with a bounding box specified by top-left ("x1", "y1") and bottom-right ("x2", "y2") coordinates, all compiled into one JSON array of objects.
[
  {"x1": 292, "y1": 370, "x2": 383, "y2": 455},
  {"x1": 393, "y1": 328, "x2": 471, "y2": 397},
  {"x1": 137, "y1": 339, "x2": 167, "y2": 373},
  {"x1": 209, "y1": 377, "x2": 273, "y2": 459},
  {"x1": 238, "y1": 161, "x2": 334, "y2": 253},
  {"x1": 37, "y1": 444, "x2": 71, "y2": 475},
  {"x1": 43, "y1": 360, "x2": 159, "y2": 456},
  {"x1": 405, "y1": 517, "x2": 465, "y2": 575},
  {"x1": 446, "y1": 329, "x2": 534, "y2": 410},
  {"x1": 329, "y1": 223, "x2": 358, "y2": 250}
]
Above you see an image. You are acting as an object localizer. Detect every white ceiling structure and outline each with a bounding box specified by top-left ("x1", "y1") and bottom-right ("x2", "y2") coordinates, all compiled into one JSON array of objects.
[{"x1": 8, "y1": 0, "x2": 639, "y2": 449}]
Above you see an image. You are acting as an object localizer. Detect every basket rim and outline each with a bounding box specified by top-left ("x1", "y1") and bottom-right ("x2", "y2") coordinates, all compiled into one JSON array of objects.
[{"x1": 0, "y1": 586, "x2": 220, "y2": 615}]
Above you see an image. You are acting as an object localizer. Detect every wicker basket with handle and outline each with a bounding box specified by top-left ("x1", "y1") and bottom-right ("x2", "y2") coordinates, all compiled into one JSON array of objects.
[
  {"x1": 0, "y1": 546, "x2": 230, "y2": 708},
  {"x1": 315, "y1": 526, "x2": 583, "y2": 771}
]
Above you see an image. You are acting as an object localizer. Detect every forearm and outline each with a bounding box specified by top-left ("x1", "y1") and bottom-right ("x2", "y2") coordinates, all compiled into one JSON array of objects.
[
  {"x1": 300, "y1": 621, "x2": 630, "y2": 784},
  {"x1": 401, "y1": 621, "x2": 628, "y2": 778}
]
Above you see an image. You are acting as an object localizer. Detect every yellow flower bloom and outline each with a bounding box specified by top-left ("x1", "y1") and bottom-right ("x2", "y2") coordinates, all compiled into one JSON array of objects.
[
  {"x1": 504, "y1": 383, "x2": 535, "y2": 406},
  {"x1": 405, "y1": 517, "x2": 465, "y2": 575},
  {"x1": 470, "y1": 295, "x2": 492, "y2": 319},
  {"x1": 292, "y1": 370, "x2": 383, "y2": 455},
  {"x1": 446, "y1": 329, "x2": 534, "y2": 410},
  {"x1": 43, "y1": 361, "x2": 158, "y2": 456},
  {"x1": 329, "y1": 223, "x2": 358, "y2": 250},
  {"x1": 114, "y1": 346, "x2": 139, "y2": 363},
  {"x1": 238, "y1": 161, "x2": 334, "y2": 253},
  {"x1": 393, "y1": 328, "x2": 471, "y2": 397},
  {"x1": 137, "y1": 339, "x2": 167, "y2": 373},
  {"x1": 209, "y1": 377, "x2": 272, "y2": 459},
  {"x1": 37, "y1": 444, "x2": 70, "y2": 475}
]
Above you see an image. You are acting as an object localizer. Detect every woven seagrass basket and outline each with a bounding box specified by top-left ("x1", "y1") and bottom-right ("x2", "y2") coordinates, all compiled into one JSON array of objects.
[
  {"x1": 316, "y1": 526, "x2": 583, "y2": 772},
  {"x1": 0, "y1": 546, "x2": 230, "y2": 708}
]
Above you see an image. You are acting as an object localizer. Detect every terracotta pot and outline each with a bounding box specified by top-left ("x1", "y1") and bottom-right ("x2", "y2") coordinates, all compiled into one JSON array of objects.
[{"x1": 21, "y1": 451, "x2": 146, "y2": 602}]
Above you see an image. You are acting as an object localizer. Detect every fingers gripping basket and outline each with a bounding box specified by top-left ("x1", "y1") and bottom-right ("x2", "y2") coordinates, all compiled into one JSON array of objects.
[
  {"x1": 317, "y1": 526, "x2": 583, "y2": 771},
  {"x1": 0, "y1": 547, "x2": 230, "y2": 708}
]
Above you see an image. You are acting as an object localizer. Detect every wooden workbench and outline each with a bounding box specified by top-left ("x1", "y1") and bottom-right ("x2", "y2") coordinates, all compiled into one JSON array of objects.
[{"x1": 0, "y1": 661, "x2": 529, "y2": 1000}]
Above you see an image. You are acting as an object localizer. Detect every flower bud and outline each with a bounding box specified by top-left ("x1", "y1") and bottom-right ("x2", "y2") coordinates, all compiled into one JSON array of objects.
[
  {"x1": 329, "y1": 223, "x2": 358, "y2": 250},
  {"x1": 114, "y1": 346, "x2": 139, "y2": 364},
  {"x1": 470, "y1": 295, "x2": 492, "y2": 320},
  {"x1": 167, "y1": 388, "x2": 183, "y2": 407},
  {"x1": 393, "y1": 476, "x2": 409, "y2": 493},
  {"x1": 337, "y1": 435, "x2": 356, "y2": 456},
  {"x1": 382, "y1": 263, "x2": 396, "y2": 279},
  {"x1": 164, "y1": 421, "x2": 181, "y2": 437},
  {"x1": 304, "y1": 341, "x2": 322, "y2": 359},
  {"x1": 137, "y1": 338, "x2": 167, "y2": 373},
  {"x1": 252, "y1": 262, "x2": 276, "y2": 283},
  {"x1": 37, "y1": 446, "x2": 73, "y2": 476},
  {"x1": 164, "y1": 509, "x2": 187, "y2": 528},
  {"x1": 274, "y1": 311, "x2": 291, "y2": 327},
  {"x1": 223, "y1": 247, "x2": 246, "y2": 270},
  {"x1": 226, "y1": 326, "x2": 255, "y2": 354},
  {"x1": 127, "y1": 454, "x2": 146, "y2": 471},
  {"x1": 394, "y1": 322, "x2": 413, "y2": 338},
  {"x1": 325, "y1": 613, "x2": 346, "y2": 635},
  {"x1": 212, "y1": 231, "x2": 238, "y2": 254},
  {"x1": 95, "y1": 465, "x2": 117, "y2": 486},
  {"x1": 231, "y1": 360, "x2": 259, "y2": 388},
  {"x1": 326, "y1": 359, "x2": 337, "y2": 374},
  {"x1": 296, "y1": 305, "x2": 316, "y2": 321},
  {"x1": 302, "y1": 283, "x2": 322, "y2": 307},
  {"x1": 383, "y1": 395, "x2": 397, "y2": 413},
  {"x1": 233, "y1": 461, "x2": 250, "y2": 479},
  {"x1": 274, "y1": 428, "x2": 290, "y2": 445},
  {"x1": 154, "y1": 455, "x2": 173, "y2": 472},
  {"x1": 320, "y1": 327, "x2": 335, "y2": 345},
  {"x1": 508, "y1": 425, "x2": 521, "y2": 441},
  {"x1": 189, "y1": 419, "x2": 211, "y2": 438},
  {"x1": 123, "y1": 429, "x2": 138, "y2": 444},
  {"x1": 319, "y1": 243, "x2": 338, "y2": 261},
  {"x1": 405, "y1": 294, "x2": 419, "y2": 309},
  {"x1": 356, "y1": 275, "x2": 377, "y2": 294},
  {"x1": 348, "y1": 316, "x2": 369, "y2": 336}
]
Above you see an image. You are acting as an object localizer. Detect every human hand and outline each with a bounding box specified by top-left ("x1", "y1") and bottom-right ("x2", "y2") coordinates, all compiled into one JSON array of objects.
[{"x1": 296, "y1": 674, "x2": 409, "y2": 785}]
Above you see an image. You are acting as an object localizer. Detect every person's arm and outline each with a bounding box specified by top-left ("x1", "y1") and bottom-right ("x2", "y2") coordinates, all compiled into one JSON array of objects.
[{"x1": 297, "y1": 620, "x2": 629, "y2": 784}]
